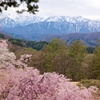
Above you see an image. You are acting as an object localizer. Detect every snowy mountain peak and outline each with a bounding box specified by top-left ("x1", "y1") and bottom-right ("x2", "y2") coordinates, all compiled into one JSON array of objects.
[
  {"x1": 1, "y1": 14, "x2": 97, "y2": 26},
  {"x1": 1, "y1": 15, "x2": 100, "y2": 42},
  {"x1": 1, "y1": 15, "x2": 100, "y2": 36}
]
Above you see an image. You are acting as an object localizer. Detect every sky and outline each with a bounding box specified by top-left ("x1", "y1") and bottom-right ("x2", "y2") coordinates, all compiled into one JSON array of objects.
[
  {"x1": 37, "y1": 0, "x2": 100, "y2": 19},
  {"x1": 1, "y1": 0, "x2": 100, "y2": 19}
]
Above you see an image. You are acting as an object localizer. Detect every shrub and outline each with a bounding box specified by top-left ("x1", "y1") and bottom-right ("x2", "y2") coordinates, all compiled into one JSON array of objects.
[
  {"x1": 0, "y1": 67, "x2": 96, "y2": 100},
  {"x1": 79, "y1": 79, "x2": 100, "y2": 90}
]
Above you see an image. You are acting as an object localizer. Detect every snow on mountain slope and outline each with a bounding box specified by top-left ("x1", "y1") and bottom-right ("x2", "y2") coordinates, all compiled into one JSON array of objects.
[
  {"x1": 1, "y1": 14, "x2": 99, "y2": 27},
  {"x1": 0, "y1": 15, "x2": 100, "y2": 41}
]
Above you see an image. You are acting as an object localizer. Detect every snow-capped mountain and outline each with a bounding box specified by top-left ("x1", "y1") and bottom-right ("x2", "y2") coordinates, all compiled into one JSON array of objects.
[
  {"x1": 1, "y1": 14, "x2": 99, "y2": 27},
  {"x1": 0, "y1": 15, "x2": 100, "y2": 40},
  {"x1": 0, "y1": 14, "x2": 99, "y2": 24}
]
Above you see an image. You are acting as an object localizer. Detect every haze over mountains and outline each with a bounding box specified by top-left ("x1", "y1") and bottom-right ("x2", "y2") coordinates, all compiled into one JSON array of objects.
[{"x1": 0, "y1": 15, "x2": 100, "y2": 46}]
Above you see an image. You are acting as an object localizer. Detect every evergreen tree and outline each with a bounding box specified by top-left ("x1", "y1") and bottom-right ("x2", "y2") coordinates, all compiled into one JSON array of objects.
[
  {"x1": 92, "y1": 44, "x2": 100, "y2": 79},
  {"x1": 43, "y1": 38, "x2": 68, "y2": 74},
  {"x1": 67, "y1": 40, "x2": 87, "y2": 81}
]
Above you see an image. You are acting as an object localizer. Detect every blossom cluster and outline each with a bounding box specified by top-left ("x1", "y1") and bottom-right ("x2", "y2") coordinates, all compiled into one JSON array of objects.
[
  {"x1": 0, "y1": 67, "x2": 96, "y2": 100},
  {"x1": 0, "y1": 40, "x2": 28, "y2": 68},
  {"x1": 20, "y1": 54, "x2": 32, "y2": 63}
]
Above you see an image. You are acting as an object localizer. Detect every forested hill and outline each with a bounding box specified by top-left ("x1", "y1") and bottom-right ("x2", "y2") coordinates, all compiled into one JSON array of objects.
[
  {"x1": 1, "y1": 32, "x2": 100, "y2": 47},
  {"x1": 0, "y1": 32, "x2": 48, "y2": 50},
  {"x1": 0, "y1": 32, "x2": 11, "y2": 39}
]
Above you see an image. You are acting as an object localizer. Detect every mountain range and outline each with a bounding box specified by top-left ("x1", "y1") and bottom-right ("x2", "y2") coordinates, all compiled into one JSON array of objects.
[{"x1": 0, "y1": 15, "x2": 100, "y2": 46}]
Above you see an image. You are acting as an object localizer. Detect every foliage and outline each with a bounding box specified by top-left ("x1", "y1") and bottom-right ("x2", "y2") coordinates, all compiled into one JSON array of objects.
[
  {"x1": 37, "y1": 39, "x2": 94, "y2": 81},
  {"x1": 7, "y1": 38, "x2": 100, "y2": 81},
  {"x1": 8, "y1": 38, "x2": 26, "y2": 47},
  {"x1": 14, "y1": 47, "x2": 44, "y2": 70},
  {"x1": 2, "y1": 38, "x2": 100, "y2": 82},
  {"x1": 81, "y1": 54, "x2": 95, "y2": 79},
  {"x1": 8, "y1": 38, "x2": 48, "y2": 50},
  {"x1": 67, "y1": 40, "x2": 87, "y2": 81},
  {"x1": 26, "y1": 41, "x2": 48, "y2": 50},
  {"x1": 0, "y1": 38, "x2": 100, "y2": 100},
  {"x1": 3, "y1": 38, "x2": 45, "y2": 69},
  {"x1": 91, "y1": 45, "x2": 100, "y2": 79},
  {"x1": 86, "y1": 47, "x2": 95, "y2": 54},
  {"x1": 15, "y1": 47, "x2": 36, "y2": 59},
  {"x1": 0, "y1": 67, "x2": 95, "y2": 100},
  {"x1": 79, "y1": 79, "x2": 100, "y2": 91},
  {"x1": 0, "y1": 32, "x2": 11, "y2": 39},
  {"x1": 43, "y1": 38, "x2": 68, "y2": 74},
  {"x1": 0, "y1": 0, "x2": 39, "y2": 14}
]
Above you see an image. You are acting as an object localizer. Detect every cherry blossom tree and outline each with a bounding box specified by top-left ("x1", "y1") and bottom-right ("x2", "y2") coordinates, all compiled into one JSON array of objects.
[
  {"x1": 0, "y1": 39, "x2": 98, "y2": 100},
  {"x1": 0, "y1": 66, "x2": 97, "y2": 100}
]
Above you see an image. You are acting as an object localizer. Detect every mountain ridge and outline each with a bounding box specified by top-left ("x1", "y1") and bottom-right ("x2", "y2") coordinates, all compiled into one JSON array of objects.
[
  {"x1": 1, "y1": 15, "x2": 100, "y2": 27},
  {"x1": 0, "y1": 15, "x2": 100, "y2": 43}
]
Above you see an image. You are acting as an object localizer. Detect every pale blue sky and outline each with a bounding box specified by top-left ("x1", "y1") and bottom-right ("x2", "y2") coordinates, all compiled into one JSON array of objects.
[{"x1": 1, "y1": 0, "x2": 100, "y2": 19}]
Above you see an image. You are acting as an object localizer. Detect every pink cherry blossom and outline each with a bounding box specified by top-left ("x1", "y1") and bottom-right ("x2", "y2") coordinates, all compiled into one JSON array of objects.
[{"x1": 0, "y1": 39, "x2": 98, "y2": 100}]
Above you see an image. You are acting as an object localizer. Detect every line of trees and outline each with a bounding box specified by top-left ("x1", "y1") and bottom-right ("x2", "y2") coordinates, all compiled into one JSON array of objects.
[
  {"x1": 13, "y1": 38, "x2": 100, "y2": 81},
  {"x1": 41, "y1": 39, "x2": 87, "y2": 81}
]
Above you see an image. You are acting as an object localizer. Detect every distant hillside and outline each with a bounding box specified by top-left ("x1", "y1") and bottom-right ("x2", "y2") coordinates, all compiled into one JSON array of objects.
[
  {"x1": 0, "y1": 32, "x2": 11, "y2": 39},
  {"x1": 45, "y1": 32, "x2": 100, "y2": 47},
  {"x1": 8, "y1": 38, "x2": 48, "y2": 50},
  {"x1": 0, "y1": 32, "x2": 48, "y2": 51},
  {"x1": 0, "y1": 32, "x2": 100, "y2": 47}
]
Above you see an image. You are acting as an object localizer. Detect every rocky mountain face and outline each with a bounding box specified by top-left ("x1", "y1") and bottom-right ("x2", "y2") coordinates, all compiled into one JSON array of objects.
[
  {"x1": 0, "y1": 15, "x2": 100, "y2": 39},
  {"x1": 0, "y1": 15, "x2": 100, "y2": 46}
]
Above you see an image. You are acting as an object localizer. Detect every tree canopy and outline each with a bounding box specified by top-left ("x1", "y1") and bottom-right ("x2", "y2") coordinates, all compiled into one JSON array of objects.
[{"x1": 0, "y1": 0, "x2": 39, "y2": 14}]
